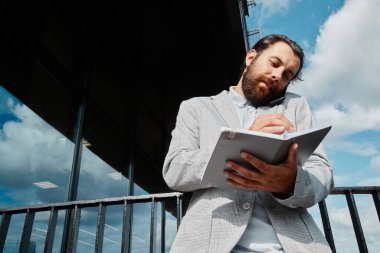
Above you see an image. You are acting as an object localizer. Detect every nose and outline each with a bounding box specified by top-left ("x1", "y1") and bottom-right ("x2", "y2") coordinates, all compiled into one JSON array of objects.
[{"x1": 271, "y1": 68, "x2": 282, "y2": 83}]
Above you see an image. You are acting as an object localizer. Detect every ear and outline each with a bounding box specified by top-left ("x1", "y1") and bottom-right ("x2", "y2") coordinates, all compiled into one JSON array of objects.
[{"x1": 245, "y1": 49, "x2": 257, "y2": 67}]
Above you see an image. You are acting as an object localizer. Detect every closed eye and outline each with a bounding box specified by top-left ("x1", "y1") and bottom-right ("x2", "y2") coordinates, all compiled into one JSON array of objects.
[{"x1": 269, "y1": 59, "x2": 279, "y2": 67}]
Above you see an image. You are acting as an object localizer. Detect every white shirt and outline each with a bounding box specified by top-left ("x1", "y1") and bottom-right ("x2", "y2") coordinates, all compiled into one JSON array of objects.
[{"x1": 228, "y1": 87, "x2": 284, "y2": 253}]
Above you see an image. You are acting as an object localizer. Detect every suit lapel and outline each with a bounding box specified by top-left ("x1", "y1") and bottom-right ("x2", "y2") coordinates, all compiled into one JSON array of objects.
[{"x1": 211, "y1": 91, "x2": 241, "y2": 129}]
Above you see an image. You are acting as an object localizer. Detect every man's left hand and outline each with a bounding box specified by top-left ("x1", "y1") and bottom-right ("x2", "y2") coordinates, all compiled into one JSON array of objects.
[{"x1": 224, "y1": 143, "x2": 298, "y2": 194}]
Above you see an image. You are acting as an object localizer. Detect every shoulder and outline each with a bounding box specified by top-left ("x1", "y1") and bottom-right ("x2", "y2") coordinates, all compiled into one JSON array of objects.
[
  {"x1": 184, "y1": 96, "x2": 212, "y2": 104},
  {"x1": 176, "y1": 96, "x2": 213, "y2": 119},
  {"x1": 181, "y1": 90, "x2": 227, "y2": 108},
  {"x1": 284, "y1": 92, "x2": 303, "y2": 101},
  {"x1": 283, "y1": 92, "x2": 310, "y2": 108}
]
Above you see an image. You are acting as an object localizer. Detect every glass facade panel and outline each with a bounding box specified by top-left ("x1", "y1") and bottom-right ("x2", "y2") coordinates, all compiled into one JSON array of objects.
[
  {"x1": 103, "y1": 205, "x2": 124, "y2": 252},
  {"x1": 131, "y1": 202, "x2": 152, "y2": 253},
  {"x1": 77, "y1": 145, "x2": 130, "y2": 200},
  {"x1": 164, "y1": 211, "x2": 177, "y2": 252},
  {"x1": 3, "y1": 214, "x2": 26, "y2": 252},
  {"x1": 51, "y1": 211, "x2": 66, "y2": 253},
  {"x1": 77, "y1": 106, "x2": 130, "y2": 200},
  {"x1": 0, "y1": 85, "x2": 73, "y2": 207},
  {"x1": 29, "y1": 212, "x2": 49, "y2": 253},
  {"x1": 76, "y1": 207, "x2": 97, "y2": 252}
]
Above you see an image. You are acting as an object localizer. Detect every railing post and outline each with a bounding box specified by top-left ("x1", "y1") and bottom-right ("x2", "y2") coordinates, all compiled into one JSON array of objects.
[
  {"x1": 19, "y1": 210, "x2": 35, "y2": 253},
  {"x1": 150, "y1": 198, "x2": 157, "y2": 253},
  {"x1": 372, "y1": 190, "x2": 380, "y2": 223},
  {"x1": 94, "y1": 203, "x2": 106, "y2": 253},
  {"x1": 176, "y1": 195, "x2": 182, "y2": 230},
  {"x1": 44, "y1": 208, "x2": 58, "y2": 253},
  {"x1": 0, "y1": 214, "x2": 12, "y2": 252},
  {"x1": 345, "y1": 191, "x2": 368, "y2": 253},
  {"x1": 67, "y1": 206, "x2": 81, "y2": 253},
  {"x1": 121, "y1": 199, "x2": 132, "y2": 253},
  {"x1": 318, "y1": 200, "x2": 336, "y2": 253}
]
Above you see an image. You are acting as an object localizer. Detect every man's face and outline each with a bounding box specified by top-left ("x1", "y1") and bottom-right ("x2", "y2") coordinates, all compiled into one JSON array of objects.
[{"x1": 242, "y1": 42, "x2": 300, "y2": 107}]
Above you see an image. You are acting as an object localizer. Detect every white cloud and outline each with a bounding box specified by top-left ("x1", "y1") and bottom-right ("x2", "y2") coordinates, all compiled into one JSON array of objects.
[
  {"x1": 289, "y1": 0, "x2": 380, "y2": 139},
  {"x1": 358, "y1": 177, "x2": 380, "y2": 186},
  {"x1": 370, "y1": 155, "x2": 380, "y2": 171},
  {"x1": 302, "y1": 39, "x2": 310, "y2": 50},
  {"x1": 332, "y1": 174, "x2": 354, "y2": 186},
  {"x1": 326, "y1": 139, "x2": 378, "y2": 157},
  {"x1": 0, "y1": 99, "x2": 73, "y2": 178},
  {"x1": 0, "y1": 97, "x2": 132, "y2": 206},
  {"x1": 330, "y1": 207, "x2": 352, "y2": 228}
]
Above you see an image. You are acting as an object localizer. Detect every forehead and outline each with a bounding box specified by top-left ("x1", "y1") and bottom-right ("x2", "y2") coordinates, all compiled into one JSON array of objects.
[{"x1": 260, "y1": 41, "x2": 300, "y2": 73}]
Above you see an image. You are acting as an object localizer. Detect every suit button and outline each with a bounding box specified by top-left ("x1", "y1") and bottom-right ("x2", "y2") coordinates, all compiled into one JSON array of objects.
[{"x1": 242, "y1": 203, "x2": 251, "y2": 210}]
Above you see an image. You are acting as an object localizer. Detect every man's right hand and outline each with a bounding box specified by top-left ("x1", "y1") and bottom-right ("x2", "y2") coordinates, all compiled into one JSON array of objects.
[{"x1": 249, "y1": 113, "x2": 295, "y2": 134}]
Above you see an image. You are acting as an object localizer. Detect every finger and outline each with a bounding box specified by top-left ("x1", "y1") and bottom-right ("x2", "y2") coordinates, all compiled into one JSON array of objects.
[
  {"x1": 225, "y1": 161, "x2": 261, "y2": 180},
  {"x1": 263, "y1": 118, "x2": 294, "y2": 132},
  {"x1": 287, "y1": 143, "x2": 298, "y2": 167},
  {"x1": 259, "y1": 125, "x2": 286, "y2": 134},
  {"x1": 240, "y1": 152, "x2": 267, "y2": 174},
  {"x1": 225, "y1": 176, "x2": 263, "y2": 190},
  {"x1": 252, "y1": 115, "x2": 294, "y2": 132}
]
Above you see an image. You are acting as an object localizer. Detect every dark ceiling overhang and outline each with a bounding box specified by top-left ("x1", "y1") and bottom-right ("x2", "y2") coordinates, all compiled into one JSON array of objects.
[{"x1": 0, "y1": 0, "x2": 248, "y2": 197}]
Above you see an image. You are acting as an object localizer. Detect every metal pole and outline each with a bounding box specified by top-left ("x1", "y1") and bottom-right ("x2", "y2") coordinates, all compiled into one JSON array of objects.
[
  {"x1": 60, "y1": 51, "x2": 91, "y2": 253},
  {"x1": 94, "y1": 203, "x2": 106, "y2": 253},
  {"x1": 372, "y1": 190, "x2": 380, "y2": 222},
  {"x1": 0, "y1": 214, "x2": 11, "y2": 252},
  {"x1": 44, "y1": 208, "x2": 58, "y2": 253},
  {"x1": 19, "y1": 210, "x2": 35, "y2": 253},
  {"x1": 345, "y1": 192, "x2": 368, "y2": 253},
  {"x1": 318, "y1": 200, "x2": 336, "y2": 252},
  {"x1": 149, "y1": 199, "x2": 157, "y2": 253}
]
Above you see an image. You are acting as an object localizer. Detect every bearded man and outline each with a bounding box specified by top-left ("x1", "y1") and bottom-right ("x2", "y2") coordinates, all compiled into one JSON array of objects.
[{"x1": 163, "y1": 34, "x2": 334, "y2": 253}]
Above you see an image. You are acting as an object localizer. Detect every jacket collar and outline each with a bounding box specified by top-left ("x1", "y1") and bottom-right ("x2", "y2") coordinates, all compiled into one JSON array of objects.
[{"x1": 210, "y1": 90, "x2": 241, "y2": 129}]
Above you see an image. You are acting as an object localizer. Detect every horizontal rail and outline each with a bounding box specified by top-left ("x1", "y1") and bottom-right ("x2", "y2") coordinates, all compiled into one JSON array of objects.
[
  {"x1": 330, "y1": 186, "x2": 380, "y2": 195},
  {"x1": 0, "y1": 192, "x2": 182, "y2": 215}
]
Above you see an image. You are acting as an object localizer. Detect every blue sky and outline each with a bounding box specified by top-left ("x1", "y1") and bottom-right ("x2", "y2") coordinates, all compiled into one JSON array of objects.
[
  {"x1": 247, "y1": 0, "x2": 380, "y2": 187},
  {"x1": 246, "y1": 0, "x2": 380, "y2": 251}
]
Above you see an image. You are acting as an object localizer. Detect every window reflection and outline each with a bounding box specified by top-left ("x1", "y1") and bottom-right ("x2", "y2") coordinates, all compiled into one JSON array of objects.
[
  {"x1": 77, "y1": 104, "x2": 130, "y2": 200},
  {"x1": 0, "y1": 85, "x2": 73, "y2": 207},
  {"x1": 0, "y1": 84, "x2": 177, "y2": 251},
  {"x1": 77, "y1": 144, "x2": 130, "y2": 200}
]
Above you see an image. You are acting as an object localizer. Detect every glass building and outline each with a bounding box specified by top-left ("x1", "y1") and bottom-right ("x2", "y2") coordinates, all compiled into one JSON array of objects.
[{"x1": 0, "y1": 0, "x2": 248, "y2": 252}]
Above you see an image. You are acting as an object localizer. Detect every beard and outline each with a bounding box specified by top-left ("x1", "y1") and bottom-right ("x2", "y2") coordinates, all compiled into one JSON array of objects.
[{"x1": 242, "y1": 63, "x2": 286, "y2": 107}]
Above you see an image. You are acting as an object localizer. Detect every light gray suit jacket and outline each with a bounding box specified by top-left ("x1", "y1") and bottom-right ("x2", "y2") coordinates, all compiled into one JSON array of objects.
[{"x1": 163, "y1": 90, "x2": 334, "y2": 253}]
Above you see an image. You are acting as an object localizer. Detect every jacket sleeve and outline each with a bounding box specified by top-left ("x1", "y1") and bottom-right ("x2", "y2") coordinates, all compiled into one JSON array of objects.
[
  {"x1": 162, "y1": 100, "x2": 214, "y2": 192},
  {"x1": 273, "y1": 96, "x2": 334, "y2": 208}
]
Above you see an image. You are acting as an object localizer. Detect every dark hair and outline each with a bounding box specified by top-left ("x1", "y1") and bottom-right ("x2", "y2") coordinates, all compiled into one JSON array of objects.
[{"x1": 249, "y1": 34, "x2": 304, "y2": 82}]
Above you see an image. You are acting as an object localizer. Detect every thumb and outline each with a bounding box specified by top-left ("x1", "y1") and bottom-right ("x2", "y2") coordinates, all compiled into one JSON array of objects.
[{"x1": 287, "y1": 143, "x2": 298, "y2": 168}]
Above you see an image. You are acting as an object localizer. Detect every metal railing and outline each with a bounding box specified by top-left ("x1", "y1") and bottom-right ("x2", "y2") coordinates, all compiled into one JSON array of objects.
[
  {"x1": 0, "y1": 192, "x2": 183, "y2": 253},
  {"x1": 1, "y1": 187, "x2": 379, "y2": 253},
  {"x1": 318, "y1": 186, "x2": 380, "y2": 253}
]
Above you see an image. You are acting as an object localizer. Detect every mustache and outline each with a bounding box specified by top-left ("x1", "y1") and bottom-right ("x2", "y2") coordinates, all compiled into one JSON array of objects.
[{"x1": 254, "y1": 75, "x2": 278, "y2": 90}]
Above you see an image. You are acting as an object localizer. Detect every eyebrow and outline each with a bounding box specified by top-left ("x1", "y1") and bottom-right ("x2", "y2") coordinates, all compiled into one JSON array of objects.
[{"x1": 270, "y1": 56, "x2": 295, "y2": 79}]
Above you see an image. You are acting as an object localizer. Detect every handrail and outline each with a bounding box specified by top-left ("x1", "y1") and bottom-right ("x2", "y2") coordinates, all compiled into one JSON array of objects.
[
  {"x1": 319, "y1": 186, "x2": 380, "y2": 253},
  {"x1": 1, "y1": 187, "x2": 379, "y2": 253},
  {"x1": 0, "y1": 192, "x2": 183, "y2": 253}
]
